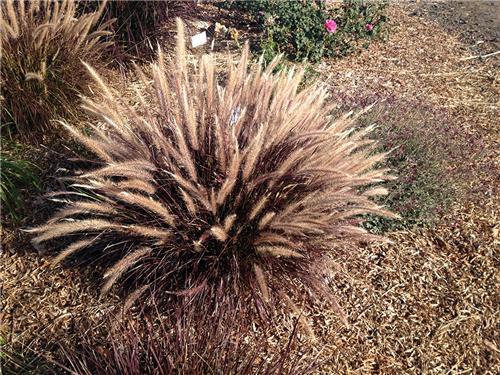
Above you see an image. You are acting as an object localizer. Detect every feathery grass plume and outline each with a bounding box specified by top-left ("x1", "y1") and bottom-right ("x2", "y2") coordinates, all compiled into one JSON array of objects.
[
  {"x1": 0, "y1": 0, "x2": 113, "y2": 140},
  {"x1": 33, "y1": 20, "x2": 395, "y2": 323}
]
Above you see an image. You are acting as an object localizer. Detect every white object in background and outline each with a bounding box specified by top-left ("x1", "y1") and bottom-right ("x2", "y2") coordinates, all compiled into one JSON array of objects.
[{"x1": 191, "y1": 31, "x2": 207, "y2": 48}]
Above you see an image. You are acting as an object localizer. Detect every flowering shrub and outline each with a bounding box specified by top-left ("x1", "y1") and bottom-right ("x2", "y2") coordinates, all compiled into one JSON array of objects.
[{"x1": 218, "y1": 0, "x2": 388, "y2": 63}]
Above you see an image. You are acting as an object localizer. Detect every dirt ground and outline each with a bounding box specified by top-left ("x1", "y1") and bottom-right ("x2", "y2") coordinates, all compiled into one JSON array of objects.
[
  {"x1": 416, "y1": 0, "x2": 499, "y2": 55},
  {"x1": 1, "y1": 2, "x2": 499, "y2": 374}
]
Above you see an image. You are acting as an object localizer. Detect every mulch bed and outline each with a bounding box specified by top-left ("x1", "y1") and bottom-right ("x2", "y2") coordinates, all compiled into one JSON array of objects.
[{"x1": 1, "y1": 3, "x2": 498, "y2": 374}]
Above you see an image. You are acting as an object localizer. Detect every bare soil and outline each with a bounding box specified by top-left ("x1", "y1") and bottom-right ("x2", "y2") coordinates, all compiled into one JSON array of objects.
[{"x1": 416, "y1": 0, "x2": 499, "y2": 56}]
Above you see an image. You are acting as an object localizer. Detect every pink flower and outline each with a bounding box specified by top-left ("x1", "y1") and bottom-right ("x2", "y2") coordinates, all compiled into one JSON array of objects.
[
  {"x1": 365, "y1": 23, "x2": 374, "y2": 31},
  {"x1": 324, "y1": 19, "x2": 337, "y2": 33}
]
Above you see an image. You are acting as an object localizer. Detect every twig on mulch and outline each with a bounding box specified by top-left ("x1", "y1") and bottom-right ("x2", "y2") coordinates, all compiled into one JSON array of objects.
[{"x1": 460, "y1": 50, "x2": 500, "y2": 61}]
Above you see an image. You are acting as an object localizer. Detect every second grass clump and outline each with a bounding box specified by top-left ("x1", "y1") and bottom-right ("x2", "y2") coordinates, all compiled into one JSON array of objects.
[{"x1": 0, "y1": 0, "x2": 113, "y2": 139}]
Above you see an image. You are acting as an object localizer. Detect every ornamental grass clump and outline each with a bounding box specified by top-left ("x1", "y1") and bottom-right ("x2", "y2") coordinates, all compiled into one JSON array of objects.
[
  {"x1": 32, "y1": 20, "x2": 395, "y2": 322},
  {"x1": 0, "y1": 0, "x2": 113, "y2": 139}
]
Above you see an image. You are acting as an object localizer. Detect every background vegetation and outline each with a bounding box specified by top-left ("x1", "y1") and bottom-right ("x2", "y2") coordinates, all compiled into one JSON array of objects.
[
  {"x1": 78, "y1": 0, "x2": 199, "y2": 58},
  {"x1": 218, "y1": 0, "x2": 388, "y2": 63},
  {"x1": 330, "y1": 95, "x2": 480, "y2": 232}
]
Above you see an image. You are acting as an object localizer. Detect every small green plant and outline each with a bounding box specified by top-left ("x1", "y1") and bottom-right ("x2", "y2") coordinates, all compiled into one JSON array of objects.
[
  {"x1": 0, "y1": 0, "x2": 113, "y2": 140},
  {"x1": 0, "y1": 152, "x2": 40, "y2": 223},
  {"x1": 218, "y1": 0, "x2": 388, "y2": 63}
]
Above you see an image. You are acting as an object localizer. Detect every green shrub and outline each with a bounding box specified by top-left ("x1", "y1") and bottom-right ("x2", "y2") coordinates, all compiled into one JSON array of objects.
[
  {"x1": 0, "y1": 152, "x2": 40, "y2": 223},
  {"x1": 218, "y1": 0, "x2": 388, "y2": 63},
  {"x1": 0, "y1": 0, "x2": 113, "y2": 140},
  {"x1": 32, "y1": 22, "x2": 393, "y2": 323}
]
